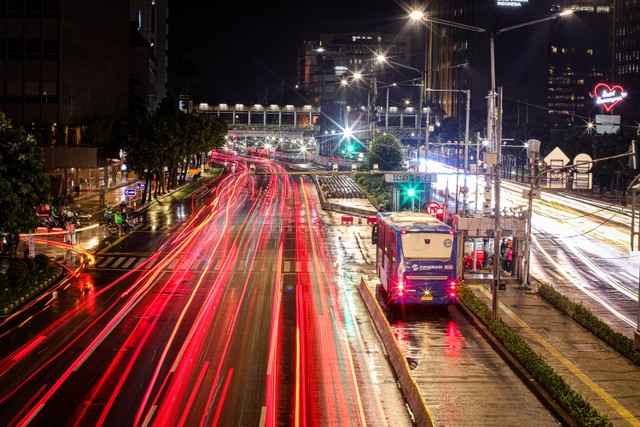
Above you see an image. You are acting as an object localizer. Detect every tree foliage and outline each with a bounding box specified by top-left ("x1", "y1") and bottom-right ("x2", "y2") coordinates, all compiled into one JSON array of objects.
[
  {"x1": 0, "y1": 112, "x2": 50, "y2": 233},
  {"x1": 368, "y1": 133, "x2": 403, "y2": 171},
  {"x1": 121, "y1": 95, "x2": 228, "y2": 202}
]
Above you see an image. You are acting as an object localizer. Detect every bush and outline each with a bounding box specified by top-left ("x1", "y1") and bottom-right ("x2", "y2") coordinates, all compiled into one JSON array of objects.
[
  {"x1": 538, "y1": 283, "x2": 640, "y2": 367},
  {"x1": 34, "y1": 253, "x2": 50, "y2": 270},
  {"x1": 355, "y1": 175, "x2": 390, "y2": 210},
  {"x1": 6, "y1": 261, "x2": 28, "y2": 287},
  {"x1": 23, "y1": 257, "x2": 36, "y2": 272}
]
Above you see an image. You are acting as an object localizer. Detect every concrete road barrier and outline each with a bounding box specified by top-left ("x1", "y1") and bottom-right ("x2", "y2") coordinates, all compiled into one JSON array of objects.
[
  {"x1": 341, "y1": 215, "x2": 354, "y2": 224},
  {"x1": 357, "y1": 277, "x2": 434, "y2": 427}
]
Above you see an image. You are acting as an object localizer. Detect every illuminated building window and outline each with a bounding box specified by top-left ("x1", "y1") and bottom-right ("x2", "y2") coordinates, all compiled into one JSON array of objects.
[
  {"x1": 586, "y1": 49, "x2": 593, "y2": 55},
  {"x1": 551, "y1": 46, "x2": 558, "y2": 54}
]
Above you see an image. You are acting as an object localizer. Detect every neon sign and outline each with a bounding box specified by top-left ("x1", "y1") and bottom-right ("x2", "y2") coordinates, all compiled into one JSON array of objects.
[{"x1": 593, "y1": 83, "x2": 627, "y2": 112}]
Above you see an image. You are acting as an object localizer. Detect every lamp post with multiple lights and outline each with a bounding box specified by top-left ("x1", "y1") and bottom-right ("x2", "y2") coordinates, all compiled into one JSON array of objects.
[{"x1": 409, "y1": 8, "x2": 573, "y2": 319}]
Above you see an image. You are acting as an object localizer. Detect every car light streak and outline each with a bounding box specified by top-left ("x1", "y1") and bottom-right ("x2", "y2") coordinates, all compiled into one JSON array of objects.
[
  {"x1": 265, "y1": 236, "x2": 285, "y2": 427},
  {"x1": 210, "y1": 368, "x2": 234, "y2": 427},
  {"x1": 533, "y1": 235, "x2": 636, "y2": 328},
  {"x1": 141, "y1": 184, "x2": 268, "y2": 426},
  {"x1": 3, "y1": 166, "x2": 251, "y2": 424}
]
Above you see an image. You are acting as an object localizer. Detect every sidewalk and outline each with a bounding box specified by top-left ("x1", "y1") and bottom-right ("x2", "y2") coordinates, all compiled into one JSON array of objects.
[{"x1": 463, "y1": 283, "x2": 640, "y2": 426}]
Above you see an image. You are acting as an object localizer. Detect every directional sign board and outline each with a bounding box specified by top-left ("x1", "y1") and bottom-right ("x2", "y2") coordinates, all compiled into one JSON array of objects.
[
  {"x1": 136, "y1": 182, "x2": 146, "y2": 189},
  {"x1": 522, "y1": 189, "x2": 541, "y2": 200},
  {"x1": 385, "y1": 173, "x2": 436, "y2": 183},
  {"x1": 125, "y1": 189, "x2": 136, "y2": 196}
]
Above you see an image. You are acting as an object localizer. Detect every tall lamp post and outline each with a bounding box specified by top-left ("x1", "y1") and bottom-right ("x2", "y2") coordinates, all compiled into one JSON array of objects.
[
  {"x1": 374, "y1": 55, "x2": 427, "y2": 167},
  {"x1": 409, "y1": 8, "x2": 573, "y2": 319}
]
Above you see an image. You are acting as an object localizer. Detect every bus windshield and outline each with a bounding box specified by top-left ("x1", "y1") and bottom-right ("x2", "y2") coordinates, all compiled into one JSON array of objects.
[{"x1": 401, "y1": 233, "x2": 453, "y2": 260}]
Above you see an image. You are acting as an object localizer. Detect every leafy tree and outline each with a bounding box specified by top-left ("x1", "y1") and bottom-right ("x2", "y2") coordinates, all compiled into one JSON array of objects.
[
  {"x1": 0, "y1": 112, "x2": 50, "y2": 233},
  {"x1": 83, "y1": 116, "x2": 126, "y2": 147},
  {"x1": 368, "y1": 133, "x2": 403, "y2": 171},
  {"x1": 124, "y1": 113, "x2": 157, "y2": 203}
]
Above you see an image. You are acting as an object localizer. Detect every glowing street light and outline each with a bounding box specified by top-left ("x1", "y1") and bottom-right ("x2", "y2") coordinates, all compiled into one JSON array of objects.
[{"x1": 409, "y1": 7, "x2": 574, "y2": 319}]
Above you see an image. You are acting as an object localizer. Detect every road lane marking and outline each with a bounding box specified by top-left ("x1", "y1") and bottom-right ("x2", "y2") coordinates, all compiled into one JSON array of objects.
[{"x1": 473, "y1": 285, "x2": 640, "y2": 426}]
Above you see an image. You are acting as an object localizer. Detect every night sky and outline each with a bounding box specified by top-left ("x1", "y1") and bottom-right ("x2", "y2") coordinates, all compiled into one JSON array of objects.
[{"x1": 168, "y1": 1, "x2": 408, "y2": 105}]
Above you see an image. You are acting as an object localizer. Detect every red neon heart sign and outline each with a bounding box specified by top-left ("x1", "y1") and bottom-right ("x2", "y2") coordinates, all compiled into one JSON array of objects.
[{"x1": 593, "y1": 83, "x2": 627, "y2": 112}]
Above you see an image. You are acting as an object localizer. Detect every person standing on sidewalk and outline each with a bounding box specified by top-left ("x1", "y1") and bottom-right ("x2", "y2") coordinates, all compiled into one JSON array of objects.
[{"x1": 99, "y1": 186, "x2": 105, "y2": 206}]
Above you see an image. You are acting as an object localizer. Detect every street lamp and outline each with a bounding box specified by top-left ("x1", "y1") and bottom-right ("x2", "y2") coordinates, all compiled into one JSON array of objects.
[
  {"x1": 348, "y1": 69, "x2": 378, "y2": 150},
  {"x1": 409, "y1": 8, "x2": 573, "y2": 319},
  {"x1": 375, "y1": 55, "x2": 426, "y2": 167}
]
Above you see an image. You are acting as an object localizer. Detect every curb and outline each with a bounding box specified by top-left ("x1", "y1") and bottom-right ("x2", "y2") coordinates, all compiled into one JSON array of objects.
[{"x1": 357, "y1": 277, "x2": 434, "y2": 427}]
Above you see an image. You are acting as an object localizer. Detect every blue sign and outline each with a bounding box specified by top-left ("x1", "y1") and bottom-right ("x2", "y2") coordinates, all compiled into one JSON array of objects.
[
  {"x1": 125, "y1": 189, "x2": 136, "y2": 196},
  {"x1": 136, "y1": 182, "x2": 146, "y2": 189}
]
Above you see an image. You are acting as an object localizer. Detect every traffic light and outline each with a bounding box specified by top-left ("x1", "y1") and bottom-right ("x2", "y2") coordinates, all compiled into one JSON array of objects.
[
  {"x1": 407, "y1": 188, "x2": 415, "y2": 197},
  {"x1": 347, "y1": 144, "x2": 354, "y2": 153}
]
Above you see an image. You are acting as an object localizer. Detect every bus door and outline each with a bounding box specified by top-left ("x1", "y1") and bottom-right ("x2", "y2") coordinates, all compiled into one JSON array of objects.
[
  {"x1": 377, "y1": 223, "x2": 387, "y2": 288},
  {"x1": 388, "y1": 232, "x2": 397, "y2": 285}
]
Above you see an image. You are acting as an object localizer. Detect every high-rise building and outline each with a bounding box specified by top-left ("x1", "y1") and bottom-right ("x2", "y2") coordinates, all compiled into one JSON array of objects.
[
  {"x1": 612, "y1": 0, "x2": 640, "y2": 117},
  {"x1": 423, "y1": 0, "x2": 611, "y2": 130},
  {"x1": 547, "y1": 1, "x2": 611, "y2": 127},
  {"x1": 130, "y1": 0, "x2": 169, "y2": 110},
  {"x1": 0, "y1": 0, "x2": 129, "y2": 144}
]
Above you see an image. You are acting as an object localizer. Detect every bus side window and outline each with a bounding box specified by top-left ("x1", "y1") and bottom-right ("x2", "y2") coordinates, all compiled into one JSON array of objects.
[{"x1": 372, "y1": 223, "x2": 378, "y2": 244}]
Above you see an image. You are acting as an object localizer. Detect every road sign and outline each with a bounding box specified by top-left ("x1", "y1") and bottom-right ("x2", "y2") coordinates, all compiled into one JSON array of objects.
[
  {"x1": 426, "y1": 201, "x2": 441, "y2": 214},
  {"x1": 573, "y1": 153, "x2": 593, "y2": 173},
  {"x1": 522, "y1": 189, "x2": 541, "y2": 200},
  {"x1": 125, "y1": 189, "x2": 136, "y2": 196},
  {"x1": 385, "y1": 173, "x2": 436, "y2": 183},
  {"x1": 136, "y1": 182, "x2": 146, "y2": 189}
]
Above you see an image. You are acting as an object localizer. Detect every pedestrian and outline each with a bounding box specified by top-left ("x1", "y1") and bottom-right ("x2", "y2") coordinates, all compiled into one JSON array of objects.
[
  {"x1": 506, "y1": 247, "x2": 513, "y2": 274},
  {"x1": 114, "y1": 211, "x2": 123, "y2": 233},
  {"x1": 16, "y1": 237, "x2": 25, "y2": 259},
  {"x1": 500, "y1": 238, "x2": 508, "y2": 271},
  {"x1": 65, "y1": 221, "x2": 75, "y2": 245},
  {"x1": 6, "y1": 232, "x2": 16, "y2": 258},
  {"x1": 104, "y1": 205, "x2": 114, "y2": 225},
  {"x1": 119, "y1": 200, "x2": 127, "y2": 220},
  {"x1": 99, "y1": 186, "x2": 105, "y2": 206}
]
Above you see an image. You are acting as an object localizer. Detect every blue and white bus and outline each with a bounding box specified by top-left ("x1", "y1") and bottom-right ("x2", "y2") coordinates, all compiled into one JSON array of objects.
[{"x1": 373, "y1": 212, "x2": 458, "y2": 305}]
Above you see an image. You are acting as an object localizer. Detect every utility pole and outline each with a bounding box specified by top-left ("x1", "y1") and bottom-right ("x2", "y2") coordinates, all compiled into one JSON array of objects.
[
  {"x1": 490, "y1": 87, "x2": 503, "y2": 320},
  {"x1": 522, "y1": 139, "x2": 540, "y2": 287},
  {"x1": 416, "y1": 72, "x2": 424, "y2": 168}
]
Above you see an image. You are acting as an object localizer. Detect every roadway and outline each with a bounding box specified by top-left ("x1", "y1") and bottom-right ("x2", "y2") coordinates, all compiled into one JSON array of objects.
[{"x1": 0, "y1": 152, "x2": 411, "y2": 426}]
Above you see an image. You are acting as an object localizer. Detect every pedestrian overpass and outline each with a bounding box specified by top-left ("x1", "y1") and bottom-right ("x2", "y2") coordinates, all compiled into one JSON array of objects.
[{"x1": 195, "y1": 103, "x2": 431, "y2": 146}]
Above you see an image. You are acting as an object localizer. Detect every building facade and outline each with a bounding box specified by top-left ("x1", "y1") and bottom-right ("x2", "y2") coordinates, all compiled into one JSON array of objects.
[
  {"x1": 0, "y1": 0, "x2": 129, "y2": 144},
  {"x1": 423, "y1": 0, "x2": 612, "y2": 131},
  {"x1": 612, "y1": 0, "x2": 640, "y2": 117},
  {"x1": 130, "y1": 0, "x2": 169, "y2": 110}
]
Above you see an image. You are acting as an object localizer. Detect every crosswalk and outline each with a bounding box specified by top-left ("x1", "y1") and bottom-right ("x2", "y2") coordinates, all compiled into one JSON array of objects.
[{"x1": 94, "y1": 255, "x2": 315, "y2": 273}]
